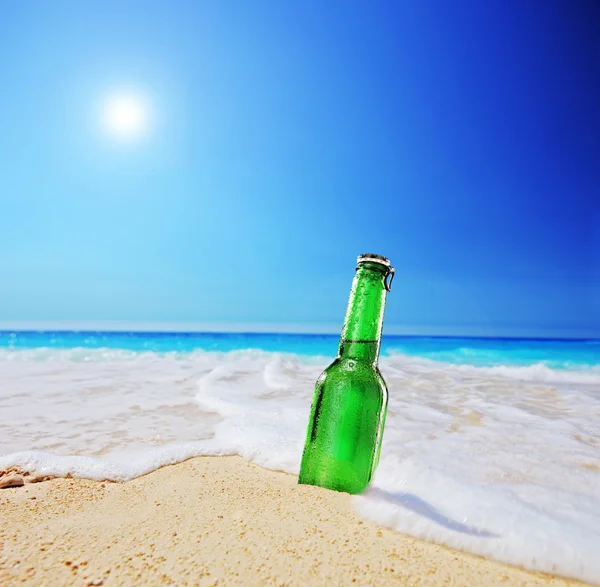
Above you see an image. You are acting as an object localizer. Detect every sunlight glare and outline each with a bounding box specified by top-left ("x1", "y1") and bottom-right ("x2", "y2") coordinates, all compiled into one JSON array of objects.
[{"x1": 103, "y1": 94, "x2": 148, "y2": 138}]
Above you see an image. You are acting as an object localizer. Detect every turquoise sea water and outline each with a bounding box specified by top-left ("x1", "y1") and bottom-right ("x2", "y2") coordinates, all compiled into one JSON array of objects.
[{"x1": 1, "y1": 330, "x2": 598, "y2": 368}]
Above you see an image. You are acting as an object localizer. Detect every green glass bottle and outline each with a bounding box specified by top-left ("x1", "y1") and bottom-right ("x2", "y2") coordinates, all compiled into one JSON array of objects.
[{"x1": 298, "y1": 253, "x2": 394, "y2": 494}]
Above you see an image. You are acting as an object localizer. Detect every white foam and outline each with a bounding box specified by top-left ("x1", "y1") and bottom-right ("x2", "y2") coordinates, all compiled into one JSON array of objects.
[{"x1": 0, "y1": 348, "x2": 599, "y2": 584}]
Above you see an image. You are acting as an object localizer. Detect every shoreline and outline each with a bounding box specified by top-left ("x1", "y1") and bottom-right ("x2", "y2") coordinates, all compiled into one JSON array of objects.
[{"x1": 0, "y1": 455, "x2": 591, "y2": 586}]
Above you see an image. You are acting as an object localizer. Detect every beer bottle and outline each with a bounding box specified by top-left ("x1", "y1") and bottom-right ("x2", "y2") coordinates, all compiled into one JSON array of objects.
[{"x1": 298, "y1": 253, "x2": 394, "y2": 494}]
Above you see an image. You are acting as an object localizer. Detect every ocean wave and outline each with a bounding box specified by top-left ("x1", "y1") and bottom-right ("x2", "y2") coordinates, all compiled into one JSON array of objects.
[{"x1": 384, "y1": 350, "x2": 600, "y2": 385}]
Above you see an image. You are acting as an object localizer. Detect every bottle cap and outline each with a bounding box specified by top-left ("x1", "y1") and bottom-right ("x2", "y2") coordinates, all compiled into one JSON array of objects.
[
  {"x1": 357, "y1": 253, "x2": 391, "y2": 267},
  {"x1": 357, "y1": 254, "x2": 395, "y2": 291}
]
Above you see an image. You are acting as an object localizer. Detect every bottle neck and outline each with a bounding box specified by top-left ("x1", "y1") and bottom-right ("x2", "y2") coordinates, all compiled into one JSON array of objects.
[{"x1": 338, "y1": 262, "x2": 389, "y2": 363}]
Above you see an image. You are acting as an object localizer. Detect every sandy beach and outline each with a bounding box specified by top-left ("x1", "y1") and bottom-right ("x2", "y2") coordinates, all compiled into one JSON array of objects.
[{"x1": 0, "y1": 456, "x2": 591, "y2": 587}]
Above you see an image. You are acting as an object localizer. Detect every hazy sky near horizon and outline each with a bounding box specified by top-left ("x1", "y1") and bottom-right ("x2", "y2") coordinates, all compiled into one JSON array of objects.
[{"x1": 1, "y1": 1, "x2": 599, "y2": 337}]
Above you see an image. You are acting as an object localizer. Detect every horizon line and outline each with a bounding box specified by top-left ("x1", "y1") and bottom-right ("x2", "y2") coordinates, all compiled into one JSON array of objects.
[{"x1": 0, "y1": 321, "x2": 597, "y2": 341}]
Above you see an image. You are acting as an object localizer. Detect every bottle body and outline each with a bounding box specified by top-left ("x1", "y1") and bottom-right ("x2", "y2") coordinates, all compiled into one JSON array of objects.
[
  {"x1": 298, "y1": 256, "x2": 392, "y2": 495},
  {"x1": 298, "y1": 353, "x2": 388, "y2": 494}
]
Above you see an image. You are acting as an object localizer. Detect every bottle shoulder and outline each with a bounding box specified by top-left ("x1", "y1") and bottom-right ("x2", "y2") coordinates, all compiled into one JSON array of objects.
[{"x1": 320, "y1": 357, "x2": 387, "y2": 387}]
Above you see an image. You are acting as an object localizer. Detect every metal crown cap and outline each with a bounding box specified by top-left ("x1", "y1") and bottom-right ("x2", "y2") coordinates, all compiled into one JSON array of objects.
[{"x1": 357, "y1": 253, "x2": 391, "y2": 268}]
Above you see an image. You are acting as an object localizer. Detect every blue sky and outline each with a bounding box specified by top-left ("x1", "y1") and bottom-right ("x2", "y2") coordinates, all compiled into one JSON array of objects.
[{"x1": 1, "y1": 1, "x2": 598, "y2": 337}]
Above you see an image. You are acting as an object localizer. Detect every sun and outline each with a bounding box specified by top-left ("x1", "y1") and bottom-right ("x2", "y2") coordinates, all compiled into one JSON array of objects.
[{"x1": 103, "y1": 94, "x2": 148, "y2": 138}]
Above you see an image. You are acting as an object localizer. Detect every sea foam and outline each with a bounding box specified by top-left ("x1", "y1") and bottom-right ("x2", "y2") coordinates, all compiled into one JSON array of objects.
[{"x1": 0, "y1": 347, "x2": 599, "y2": 584}]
